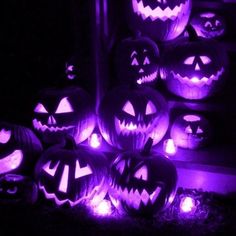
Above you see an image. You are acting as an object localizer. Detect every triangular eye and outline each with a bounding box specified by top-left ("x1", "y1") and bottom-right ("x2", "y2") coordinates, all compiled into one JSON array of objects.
[
  {"x1": 34, "y1": 103, "x2": 48, "y2": 113},
  {"x1": 145, "y1": 101, "x2": 156, "y2": 115},
  {"x1": 143, "y1": 56, "x2": 150, "y2": 65},
  {"x1": 131, "y1": 58, "x2": 139, "y2": 66},
  {"x1": 197, "y1": 127, "x2": 204, "y2": 134},
  {"x1": 0, "y1": 129, "x2": 11, "y2": 144},
  {"x1": 185, "y1": 126, "x2": 193, "y2": 134},
  {"x1": 184, "y1": 56, "x2": 195, "y2": 65},
  {"x1": 134, "y1": 166, "x2": 148, "y2": 181},
  {"x1": 116, "y1": 160, "x2": 125, "y2": 175},
  {"x1": 55, "y1": 97, "x2": 74, "y2": 114},
  {"x1": 200, "y1": 56, "x2": 211, "y2": 65},
  {"x1": 215, "y1": 20, "x2": 221, "y2": 27},
  {"x1": 122, "y1": 101, "x2": 135, "y2": 116},
  {"x1": 204, "y1": 21, "x2": 212, "y2": 28}
]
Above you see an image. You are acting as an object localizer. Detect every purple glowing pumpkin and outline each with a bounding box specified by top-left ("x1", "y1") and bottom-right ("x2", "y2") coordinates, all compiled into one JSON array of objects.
[
  {"x1": 126, "y1": 0, "x2": 192, "y2": 42},
  {"x1": 98, "y1": 86, "x2": 169, "y2": 151},
  {"x1": 32, "y1": 86, "x2": 96, "y2": 145},
  {"x1": 35, "y1": 137, "x2": 109, "y2": 207},
  {"x1": 109, "y1": 138, "x2": 177, "y2": 217}
]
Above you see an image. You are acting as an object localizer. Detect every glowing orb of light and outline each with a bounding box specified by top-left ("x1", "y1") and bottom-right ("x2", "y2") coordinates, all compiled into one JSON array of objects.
[
  {"x1": 92, "y1": 199, "x2": 112, "y2": 216},
  {"x1": 180, "y1": 196, "x2": 196, "y2": 213},
  {"x1": 88, "y1": 133, "x2": 102, "y2": 149},
  {"x1": 163, "y1": 139, "x2": 177, "y2": 156}
]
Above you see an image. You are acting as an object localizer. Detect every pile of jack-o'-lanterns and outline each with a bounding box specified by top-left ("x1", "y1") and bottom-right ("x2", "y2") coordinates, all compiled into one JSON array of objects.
[{"x1": 0, "y1": 0, "x2": 229, "y2": 218}]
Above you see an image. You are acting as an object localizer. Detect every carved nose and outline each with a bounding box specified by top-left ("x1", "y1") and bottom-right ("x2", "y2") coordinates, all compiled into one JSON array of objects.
[
  {"x1": 48, "y1": 116, "x2": 56, "y2": 125},
  {"x1": 139, "y1": 68, "x2": 144, "y2": 73},
  {"x1": 195, "y1": 63, "x2": 201, "y2": 71}
]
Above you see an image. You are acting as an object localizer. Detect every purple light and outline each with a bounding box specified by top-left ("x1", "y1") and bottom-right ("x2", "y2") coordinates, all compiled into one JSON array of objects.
[
  {"x1": 163, "y1": 139, "x2": 177, "y2": 156},
  {"x1": 0, "y1": 129, "x2": 11, "y2": 144},
  {"x1": 59, "y1": 165, "x2": 69, "y2": 193},
  {"x1": 88, "y1": 133, "x2": 102, "y2": 149},
  {"x1": 180, "y1": 196, "x2": 196, "y2": 213},
  {"x1": 91, "y1": 199, "x2": 113, "y2": 216},
  {"x1": 75, "y1": 160, "x2": 92, "y2": 179},
  {"x1": 183, "y1": 115, "x2": 201, "y2": 122},
  {"x1": 55, "y1": 97, "x2": 74, "y2": 114}
]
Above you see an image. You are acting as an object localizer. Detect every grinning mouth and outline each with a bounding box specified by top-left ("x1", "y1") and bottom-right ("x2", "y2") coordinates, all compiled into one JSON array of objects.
[
  {"x1": 111, "y1": 182, "x2": 162, "y2": 209},
  {"x1": 132, "y1": 0, "x2": 189, "y2": 22},
  {"x1": 33, "y1": 119, "x2": 74, "y2": 133},
  {"x1": 115, "y1": 117, "x2": 152, "y2": 136},
  {"x1": 170, "y1": 67, "x2": 224, "y2": 87},
  {"x1": 202, "y1": 29, "x2": 224, "y2": 38},
  {"x1": 137, "y1": 71, "x2": 157, "y2": 85}
]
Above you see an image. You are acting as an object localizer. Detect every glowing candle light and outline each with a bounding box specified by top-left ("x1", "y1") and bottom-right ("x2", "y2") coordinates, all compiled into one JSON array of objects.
[
  {"x1": 88, "y1": 133, "x2": 102, "y2": 149},
  {"x1": 163, "y1": 139, "x2": 177, "y2": 156},
  {"x1": 92, "y1": 199, "x2": 112, "y2": 216},
  {"x1": 180, "y1": 196, "x2": 196, "y2": 213}
]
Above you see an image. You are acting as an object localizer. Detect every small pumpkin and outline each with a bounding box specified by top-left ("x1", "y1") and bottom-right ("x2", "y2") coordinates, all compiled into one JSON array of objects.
[
  {"x1": 109, "y1": 138, "x2": 177, "y2": 217},
  {"x1": 0, "y1": 174, "x2": 38, "y2": 205},
  {"x1": 190, "y1": 12, "x2": 225, "y2": 39},
  {"x1": 170, "y1": 114, "x2": 212, "y2": 149},
  {"x1": 35, "y1": 137, "x2": 109, "y2": 207},
  {"x1": 98, "y1": 85, "x2": 169, "y2": 151},
  {"x1": 126, "y1": 0, "x2": 192, "y2": 42},
  {"x1": 115, "y1": 35, "x2": 160, "y2": 86},
  {"x1": 32, "y1": 86, "x2": 96, "y2": 145},
  {"x1": 0, "y1": 122, "x2": 43, "y2": 176}
]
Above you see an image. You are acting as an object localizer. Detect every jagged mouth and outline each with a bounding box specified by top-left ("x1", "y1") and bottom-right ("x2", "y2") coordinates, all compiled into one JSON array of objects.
[
  {"x1": 202, "y1": 29, "x2": 224, "y2": 37},
  {"x1": 33, "y1": 119, "x2": 74, "y2": 133},
  {"x1": 170, "y1": 67, "x2": 224, "y2": 87},
  {"x1": 111, "y1": 182, "x2": 162, "y2": 209},
  {"x1": 137, "y1": 71, "x2": 158, "y2": 85},
  {"x1": 115, "y1": 117, "x2": 152, "y2": 136},
  {"x1": 132, "y1": 0, "x2": 189, "y2": 22}
]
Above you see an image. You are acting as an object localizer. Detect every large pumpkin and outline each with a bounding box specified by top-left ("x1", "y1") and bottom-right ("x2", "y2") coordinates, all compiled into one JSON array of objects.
[
  {"x1": 115, "y1": 35, "x2": 160, "y2": 86},
  {"x1": 0, "y1": 122, "x2": 42, "y2": 176},
  {"x1": 109, "y1": 138, "x2": 177, "y2": 217},
  {"x1": 126, "y1": 0, "x2": 192, "y2": 42},
  {"x1": 35, "y1": 137, "x2": 109, "y2": 207},
  {"x1": 98, "y1": 86, "x2": 169, "y2": 150},
  {"x1": 160, "y1": 30, "x2": 228, "y2": 100},
  {"x1": 32, "y1": 86, "x2": 96, "y2": 145}
]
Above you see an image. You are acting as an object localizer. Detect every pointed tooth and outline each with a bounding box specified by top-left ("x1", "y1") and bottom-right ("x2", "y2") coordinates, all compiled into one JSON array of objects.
[
  {"x1": 141, "y1": 189, "x2": 150, "y2": 205},
  {"x1": 150, "y1": 186, "x2": 162, "y2": 204}
]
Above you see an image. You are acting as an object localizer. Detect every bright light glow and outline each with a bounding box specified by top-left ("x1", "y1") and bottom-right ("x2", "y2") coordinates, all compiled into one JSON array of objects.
[
  {"x1": 180, "y1": 196, "x2": 196, "y2": 213},
  {"x1": 163, "y1": 139, "x2": 177, "y2": 156},
  {"x1": 0, "y1": 129, "x2": 11, "y2": 144},
  {"x1": 59, "y1": 165, "x2": 69, "y2": 193},
  {"x1": 88, "y1": 133, "x2": 102, "y2": 149},
  {"x1": 92, "y1": 199, "x2": 112, "y2": 216},
  {"x1": 55, "y1": 97, "x2": 74, "y2": 114}
]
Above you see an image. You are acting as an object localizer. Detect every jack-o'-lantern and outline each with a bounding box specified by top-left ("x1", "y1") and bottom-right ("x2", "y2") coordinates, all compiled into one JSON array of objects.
[
  {"x1": 126, "y1": 0, "x2": 192, "y2": 42},
  {"x1": 98, "y1": 86, "x2": 169, "y2": 150},
  {"x1": 170, "y1": 114, "x2": 212, "y2": 149},
  {"x1": 160, "y1": 30, "x2": 228, "y2": 100},
  {"x1": 35, "y1": 137, "x2": 109, "y2": 207},
  {"x1": 32, "y1": 86, "x2": 96, "y2": 145},
  {"x1": 190, "y1": 12, "x2": 225, "y2": 39},
  {"x1": 115, "y1": 35, "x2": 160, "y2": 86},
  {"x1": 0, "y1": 174, "x2": 38, "y2": 205},
  {"x1": 0, "y1": 122, "x2": 43, "y2": 176},
  {"x1": 109, "y1": 138, "x2": 177, "y2": 217}
]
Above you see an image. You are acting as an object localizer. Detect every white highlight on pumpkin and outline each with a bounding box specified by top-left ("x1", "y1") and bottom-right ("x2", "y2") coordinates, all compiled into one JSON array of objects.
[
  {"x1": 0, "y1": 150, "x2": 23, "y2": 175},
  {"x1": 43, "y1": 161, "x2": 60, "y2": 177},
  {"x1": 180, "y1": 196, "x2": 196, "y2": 213},
  {"x1": 0, "y1": 129, "x2": 11, "y2": 144},
  {"x1": 163, "y1": 139, "x2": 177, "y2": 156},
  {"x1": 88, "y1": 133, "x2": 102, "y2": 149},
  {"x1": 122, "y1": 101, "x2": 136, "y2": 116},
  {"x1": 55, "y1": 97, "x2": 74, "y2": 114},
  {"x1": 75, "y1": 160, "x2": 92, "y2": 179},
  {"x1": 59, "y1": 165, "x2": 69, "y2": 193},
  {"x1": 34, "y1": 103, "x2": 48, "y2": 113}
]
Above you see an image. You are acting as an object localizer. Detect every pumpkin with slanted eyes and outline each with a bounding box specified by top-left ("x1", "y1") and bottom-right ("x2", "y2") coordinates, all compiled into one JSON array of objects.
[
  {"x1": 98, "y1": 86, "x2": 169, "y2": 151},
  {"x1": 126, "y1": 0, "x2": 192, "y2": 42},
  {"x1": 115, "y1": 35, "x2": 160, "y2": 86},
  {"x1": 109, "y1": 138, "x2": 177, "y2": 216},
  {"x1": 32, "y1": 86, "x2": 96, "y2": 144},
  {"x1": 170, "y1": 114, "x2": 212, "y2": 149}
]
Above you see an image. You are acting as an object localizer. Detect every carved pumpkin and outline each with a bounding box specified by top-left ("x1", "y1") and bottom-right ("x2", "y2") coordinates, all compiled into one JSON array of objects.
[
  {"x1": 170, "y1": 114, "x2": 212, "y2": 149},
  {"x1": 98, "y1": 86, "x2": 169, "y2": 150},
  {"x1": 0, "y1": 122, "x2": 43, "y2": 176},
  {"x1": 35, "y1": 137, "x2": 109, "y2": 207},
  {"x1": 32, "y1": 86, "x2": 96, "y2": 145},
  {"x1": 109, "y1": 138, "x2": 177, "y2": 216},
  {"x1": 115, "y1": 35, "x2": 160, "y2": 86},
  {"x1": 160, "y1": 30, "x2": 228, "y2": 100},
  {"x1": 0, "y1": 174, "x2": 38, "y2": 205},
  {"x1": 126, "y1": 0, "x2": 192, "y2": 42},
  {"x1": 190, "y1": 12, "x2": 225, "y2": 39}
]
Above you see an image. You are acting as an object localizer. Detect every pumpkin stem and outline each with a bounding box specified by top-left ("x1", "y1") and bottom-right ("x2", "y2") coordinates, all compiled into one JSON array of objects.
[
  {"x1": 141, "y1": 138, "x2": 153, "y2": 156},
  {"x1": 186, "y1": 25, "x2": 199, "y2": 42},
  {"x1": 64, "y1": 135, "x2": 77, "y2": 150}
]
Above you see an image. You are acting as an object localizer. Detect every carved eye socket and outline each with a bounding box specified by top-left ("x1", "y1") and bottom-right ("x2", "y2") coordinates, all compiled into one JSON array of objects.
[
  {"x1": 185, "y1": 125, "x2": 193, "y2": 134},
  {"x1": 204, "y1": 21, "x2": 212, "y2": 28},
  {"x1": 215, "y1": 20, "x2": 221, "y2": 27},
  {"x1": 134, "y1": 165, "x2": 148, "y2": 181},
  {"x1": 184, "y1": 56, "x2": 195, "y2": 65},
  {"x1": 7, "y1": 186, "x2": 18, "y2": 195},
  {"x1": 34, "y1": 103, "x2": 48, "y2": 114},
  {"x1": 143, "y1": 56, "x2": 150, "y2": 65},
  {"x1": 197, "y1": 127, "x2": 204, "y2": 134},
  {"x1": 43, "y1": 161, "x2": 60, "y2": 177},
  {"x1": 131, "y1": 58, "x2": 139, "y2": 66},
  {"x1": 123, "y1": 101, "x2": 135, "y2": 116},
  {"x1": 116, "y1": 160, "x2": 125, "y2": 175},
  {"x1": 145, "y1": 101, "x2": 156, "y2": 115},
  {"x1": 200, "y1": 56, "x2": 211, "y2": 64},
  {"x1": 0, "y1": 129, "x2": 11, "y2": 144},
  {"x1": 55, "y1": 97, "x2": 74, "y2": 114}
]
